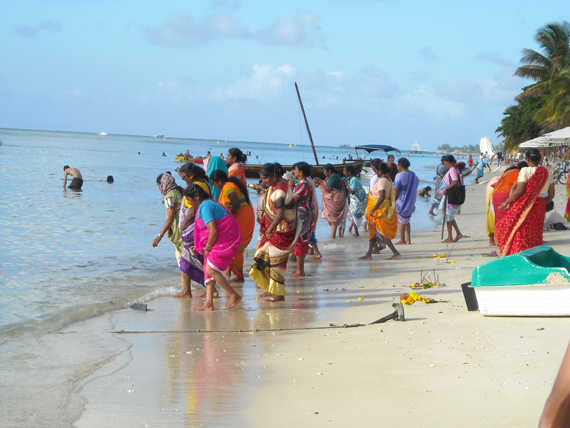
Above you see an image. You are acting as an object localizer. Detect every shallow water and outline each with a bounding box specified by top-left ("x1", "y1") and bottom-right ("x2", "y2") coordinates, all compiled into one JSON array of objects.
[{"x1": 0, "y1": 128, "x2": 445, "y2": 426}]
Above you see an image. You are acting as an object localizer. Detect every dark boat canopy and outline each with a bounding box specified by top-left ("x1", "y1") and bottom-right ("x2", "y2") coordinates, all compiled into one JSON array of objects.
[{"x1": 354, "y1": 144, "x2": 401, "y2": 154}]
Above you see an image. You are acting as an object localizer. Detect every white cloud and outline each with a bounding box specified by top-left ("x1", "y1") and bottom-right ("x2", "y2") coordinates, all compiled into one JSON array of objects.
[
  {"x1": 352, "y1": 65, "x2": 396, "y2": 98},
  {"x1": 143, "y1": 13, "x2": 251, "y2": 46},
  {"x1": 260, "y1": 12, "x2": 322, "y2": 46},
  {"x1": 397, "y1": 84, "x2": 465, "y2": 122},
  {"x1": 212, "y1": 64, "x2": 297, "y2": 102},
  {"x1": 13, "y1": 20, "x2": 61, "y2": 38},
  {"x1": 435, "y1": 71, "x2": 521, "y2": 105}
]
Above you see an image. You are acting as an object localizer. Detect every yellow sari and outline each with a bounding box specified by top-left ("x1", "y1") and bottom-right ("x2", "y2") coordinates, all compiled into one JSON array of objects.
[{"x1": 366, "y1": 178, "x2": 398, "y2": 240}]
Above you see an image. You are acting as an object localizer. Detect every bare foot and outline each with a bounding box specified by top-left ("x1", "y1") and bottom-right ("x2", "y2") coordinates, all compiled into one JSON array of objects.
[
  {"x1": 312, "y1": 254, "x2": 322, "y2": 260},
  {"x1": 394, "y1": 241, "x2": 406, "y2": 245},
  {"x1": 290, "y1": 272, "x2": 305, "y2": 278},
  {"x1": 353, "y1": 231, "x2": 360, "y2": 237},
  {"x1": 388, "y1": 253, "x2": 401, "y2": 260},
  {"x1": 174, "y1": 291, "x2": 193, "y2": 298},
  {"x1": 489, "y1": 240, "x2": 496, "y2": 246},
  {"x1": 359, "y1": 254, "x2": 372, "y2": 260},
  {"x1": 193, "y1": 304, "x2": 214, "y2": 311},
  {"x1": 265, "y1": 295, "x2": 285, "y2": 302},
  {"x1": 223, "y1": 295, "x2": 242, "y2": 309},
  {"x1": 406, "y1": 241, "x2": 412, "y2": 245},
  {"x1": 257, "y1": 291, "x2": 271, "y2": 299},
  {"x1": 428, "y1": 212, "x2": 435, "y2": 216},
  {"x1": 441, "y1": 238, "x2": 454, "y2": 243},
  {"x1": 229, "y1": 277, "x2": 245, "y2": 283},
  {"x1": 199, "y1": 290, "x2": 219, "y2": 298},
  {"x1": 454, "y1": 234, "x2": 465, "y2": 242}
]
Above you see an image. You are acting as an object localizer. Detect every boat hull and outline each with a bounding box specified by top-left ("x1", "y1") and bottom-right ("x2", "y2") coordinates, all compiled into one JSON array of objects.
[{"x1": 474, "y1": 284, "x2": 570, "y2": 317}]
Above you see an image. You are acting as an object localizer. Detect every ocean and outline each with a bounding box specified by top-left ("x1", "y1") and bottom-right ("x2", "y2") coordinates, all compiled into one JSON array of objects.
[{"x1": 0, "y1": 128, "x2": 449, "y2": 425}]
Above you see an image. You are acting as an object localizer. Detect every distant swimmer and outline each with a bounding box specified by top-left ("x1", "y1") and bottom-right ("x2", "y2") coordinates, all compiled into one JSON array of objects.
[
  {"x1": 107, "y1": 175, "x2": 114, "y2": 184},
  {"x1": 162, "y1": 152, "x2": 167, "y2": 157},
  {"x1": 63, "y1": 165, "x2": 83, "y2": 189}
]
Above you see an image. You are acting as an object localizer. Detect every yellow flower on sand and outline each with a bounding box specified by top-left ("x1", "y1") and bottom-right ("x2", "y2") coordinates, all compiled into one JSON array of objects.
[{"x1": 400, "y1": 292, "x2": 434, "y2": 305}]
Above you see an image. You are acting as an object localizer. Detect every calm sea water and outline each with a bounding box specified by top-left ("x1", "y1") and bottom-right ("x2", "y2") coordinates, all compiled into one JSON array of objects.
[{"x1": 0, "y1": 128, "x2": 447, "y2": 425}]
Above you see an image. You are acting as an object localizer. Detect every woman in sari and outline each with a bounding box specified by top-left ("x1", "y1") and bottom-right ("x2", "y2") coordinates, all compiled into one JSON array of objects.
[
  {"x1": 185, "y1": 184, "x2": 242, "y2": 311},
  {"x1": 226, "y1": 148, "x2": 248, "y2": 187},
  {"x1": 344, "y1": 165, "x2": 367, "y2": 237},
  {"x1": 177, "y1": 162, "x2": 211, "y2": 194},
  {"x1": 394, "y1": 157, "x2": 420, "y2": 245},
  {"x1": 386, "y1": 154, "x2": 398, "y2": 182},
  {"x1": 290, "y1": 161, "x2": 318, "y2": 277},
  {"x1": 314, "y1": 164, "x2": 348, "y2": 238},
  {"x1": 360, "y1": 161, "x2": 400, "y2": 260},
  {"x1": 152, "y1": 173, "x2": 184, "y2": 263},
  {"x1": 204, "y1": 155, "x2": 228, "y2": 201},
  {"x1": 250, "y1": 163, "x2": 300, "y2": 302},
  {"x1": 429, "y1": 156, "x2": 447, "y2": 216},
  {"x1": 496, "y1": 148, "x2": 554, "y2": 257},
  {"x1": 439, "y1": 155, "x2": 465, "y2": 243},
  {"x1": 210, "y1": 169, "x2": 255, "y2": 282}
]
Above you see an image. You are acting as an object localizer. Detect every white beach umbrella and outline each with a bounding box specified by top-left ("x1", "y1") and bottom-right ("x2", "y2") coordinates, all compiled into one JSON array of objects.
[{"x1": 544, "y1": 126, "x2": 570, "y2": 141}]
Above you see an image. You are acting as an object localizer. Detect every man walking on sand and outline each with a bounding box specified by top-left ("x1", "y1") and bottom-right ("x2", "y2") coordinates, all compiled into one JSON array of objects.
[{"x1": 63, "y1": 165, "x2": 83, "y2": 189}]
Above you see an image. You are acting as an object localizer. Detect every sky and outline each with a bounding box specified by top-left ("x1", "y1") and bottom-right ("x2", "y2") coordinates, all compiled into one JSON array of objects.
[{"x1": 0, "y1": 1, "x2": 567, "y2": 150}]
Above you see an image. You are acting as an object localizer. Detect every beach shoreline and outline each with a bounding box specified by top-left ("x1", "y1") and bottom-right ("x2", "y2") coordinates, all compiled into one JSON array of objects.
[{"x1": 67, "y1": 166, "x2": 570, "y2": 427}]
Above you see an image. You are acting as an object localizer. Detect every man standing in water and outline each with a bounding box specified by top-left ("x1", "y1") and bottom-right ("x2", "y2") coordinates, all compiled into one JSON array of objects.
[{"x1": 63, "y1": 165, "x2": 83, "y2": 189}]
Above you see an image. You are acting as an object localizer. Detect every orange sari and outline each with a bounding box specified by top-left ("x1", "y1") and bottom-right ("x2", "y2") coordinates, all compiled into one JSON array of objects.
[
  {"x1": 219, "y1": 182, "x2": 255, "y2": 279},
  {"x1": 228, "y1": 163, "x2": 247, "y2": 187},
  {"x1": 492, "y1": 168, "x2": 520, "y2": 225},
  {"x1": 366, "y1": 178, "x2": 398, "y2": 240}
]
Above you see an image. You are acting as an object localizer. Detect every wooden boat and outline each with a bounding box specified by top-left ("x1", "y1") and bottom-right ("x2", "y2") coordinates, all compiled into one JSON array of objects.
[
  {"x1": 175, "y1": 156, "x2": 203, "y2": 164},
  {"x1": 469, "y1": 246, "x2": 570, "y2": 317}
]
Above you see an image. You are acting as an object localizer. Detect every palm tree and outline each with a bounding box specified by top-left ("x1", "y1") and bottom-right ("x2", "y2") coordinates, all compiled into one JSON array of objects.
[
  {"x1": 536, "y1": 66, "x2": 570, "y2": 129},
  {"x1": 514, "y1": 21, "x2": 570, "y2": 99}
]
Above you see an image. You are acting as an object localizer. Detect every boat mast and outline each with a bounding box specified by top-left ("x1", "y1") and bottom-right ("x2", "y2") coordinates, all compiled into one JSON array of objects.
[{"x1": 295, "y1": 82, "x2": 319, "y2": 166}]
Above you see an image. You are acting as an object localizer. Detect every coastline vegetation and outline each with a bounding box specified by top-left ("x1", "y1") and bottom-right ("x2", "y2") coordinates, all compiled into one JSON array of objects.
[{"x1": 496, "y1": 21, "x2": 570, "y2": 151}]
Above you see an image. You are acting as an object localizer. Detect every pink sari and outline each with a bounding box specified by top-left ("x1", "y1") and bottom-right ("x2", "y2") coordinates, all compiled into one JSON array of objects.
[{"x1": 194, "y1": 201, "x2": 242, "y2": 284}]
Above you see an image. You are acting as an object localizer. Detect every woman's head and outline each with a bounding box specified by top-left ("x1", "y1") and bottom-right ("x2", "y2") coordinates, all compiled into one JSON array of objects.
[
  {"x1": 210, "y1": 169, "x2": 228, "y2": 190},
  {"x1": 344, "y1": 164, "x2": 356, "y2": 177},
  {"x1": 293, "y1": 161, "x2": 311, "y2": 178},
  {"x1": 378, "y1": 162, "x2": 390, "y2": 176},
  {"x1": 387, "y1": 154, "x2": 395, "y2": 164},
  {"x1": 525, "y1": 148, "x2": 541, "y2": 164},
  {"x1": 226, "y1": 148, "x2": 247, "y2": 165},
  {"x1": 323, "y1": 164, "x2": 337, "y2": 176},
  {"x1": 397, "y1": 157, "x2": 410, "y2": 170},
  {"x1": 371, "y1": 158, "x2": 383, "y2": 175},
  {"x1": 260, "y1": 162, "x2": 284, "y2": 187},
  {"x1": 183, "y1": 183, "x2": 211, "y2": 205},
  {"x1": 442, "y1": 154, "x2": 456, "y2": 168},
  {"x1": 178, "y1": 163, "x2": 207, "y2": 185}
]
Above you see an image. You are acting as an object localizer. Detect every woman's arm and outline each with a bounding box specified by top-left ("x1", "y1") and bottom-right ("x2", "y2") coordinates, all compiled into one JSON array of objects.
[
  {"x1": 153, "y1": 207, "x2": 177, "y2": 247},
  {"x1": 265, "y1": 207, "x2": 285, "y2": 235},
  {"x1": 547, "y1": 182, "x2": 555, "y2": 204},
  {"x1": 499, "y1": 182, "x2": 526, "y2": 210},
  {"x1": 203, "y1": 220, "x2": 219, "y2": 258},
  {"x1": 227, "y1": 191, "x2": 240, "y2": 215},
  {"x1": 370, "y1": 189, "x2": 386, "y2": 215},
  {"x1": 539, "y1": 340, "x2": 570, "y2": 428}
]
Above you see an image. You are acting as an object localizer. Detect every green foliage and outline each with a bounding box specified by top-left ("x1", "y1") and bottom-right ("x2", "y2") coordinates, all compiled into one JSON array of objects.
[{"x1": 496, "y1": 91, "x2": 544, "y2": 151}]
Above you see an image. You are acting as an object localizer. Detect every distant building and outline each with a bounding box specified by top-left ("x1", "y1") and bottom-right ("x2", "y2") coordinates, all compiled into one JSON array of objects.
[{"x1": 411, "y1": 140, "x2": 421, "y2": 152}]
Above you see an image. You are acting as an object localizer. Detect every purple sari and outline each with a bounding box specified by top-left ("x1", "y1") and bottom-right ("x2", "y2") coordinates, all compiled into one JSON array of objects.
[{"x1": 179, "y1": 199, "x2": 206, "y2": 286}]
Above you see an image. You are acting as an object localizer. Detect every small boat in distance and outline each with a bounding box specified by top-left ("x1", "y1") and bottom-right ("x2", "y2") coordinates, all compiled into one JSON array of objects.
[
  {"x1": 154, "y1": 134, "x2": 164, "y2": 138},
  {"x1": 98, "y1": 132, "x2": 108, "y2": 136}
]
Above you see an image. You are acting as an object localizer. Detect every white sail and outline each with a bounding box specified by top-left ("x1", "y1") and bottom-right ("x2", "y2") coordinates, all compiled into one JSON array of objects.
[{"x1": 479, "y1": 137, "x2": 494, "y2": 155}]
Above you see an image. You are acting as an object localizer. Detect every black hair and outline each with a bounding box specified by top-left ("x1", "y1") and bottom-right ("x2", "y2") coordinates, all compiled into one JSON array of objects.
[
  {"x1": 378, "y1": 162, "x2": 390, "y2": 175},
  {"x1": 210, "y1": 169, "x2": 250, "y2": 205},
  {"x1": 388, "y1": 154, "x2": 395, "y2": 160},
  {"x1": 228, "y1": 148, "x2": 247, "y2": 163},
  {"x1": 525, "y1": 148, "x2": 541, "y2": 163},
  {"x1": 179, "y1": 163, "x2": 208, "y2": 182},
  {"x1": 397, "y1": 157, "x2": 410, "y2": 168},
  {"x1": 442, "y1": 154, "x2": 456, "y2": 164},
  {"x1": 323, "y1": 163, "x2": 337, "y2": 174},
  {"x1": 156, "y1": 173, "x2": 163, "y2": 184},
  {"x1": 63, "y1": 165, "x2": 70, "y2": 171},
  {"x1": 370, "y1": 158, "x2": 383, "y2": 170},
  {"x1": 107, "y1": 175, "x2": 114, "y2": 183},
  {"x1": 260, "y1": 162, "x2": 285, "y2": 179},
  {"x1": 183, "y1": 183, "x2": 211, "y2": 201},
  {"x1": 293, "y1": 161, "x2": 311, "y2": 177},
  {"x1": 505, "y1": 161, "x2": 528, "y2": 173},
  {"x1": 344, "y1": 164, "x2": 356, "y2": 176}
]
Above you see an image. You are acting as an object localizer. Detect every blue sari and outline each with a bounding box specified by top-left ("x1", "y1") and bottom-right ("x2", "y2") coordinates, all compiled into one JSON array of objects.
[
  {"x1": 204, "y1": 155, "x2": 228, "y2": 201},
  {"x1": 394, "y1": 171, "x2": 420, "y2": 224}
]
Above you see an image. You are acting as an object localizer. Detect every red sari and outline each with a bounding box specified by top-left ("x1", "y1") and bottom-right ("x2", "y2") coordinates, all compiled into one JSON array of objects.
[{"x1": 495, "y1": 167, "x2": 548, "y2": 257}]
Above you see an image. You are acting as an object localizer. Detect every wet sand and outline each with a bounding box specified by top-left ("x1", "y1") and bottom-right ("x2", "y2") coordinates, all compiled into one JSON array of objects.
[{"x1": 72, "y1": 168, "x2": 570, "y2": 427}]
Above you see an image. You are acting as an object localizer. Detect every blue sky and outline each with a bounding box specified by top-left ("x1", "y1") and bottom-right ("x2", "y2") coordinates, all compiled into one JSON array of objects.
[{"x1": 0, "y1": 1, "x2": 566, "y2": 150}]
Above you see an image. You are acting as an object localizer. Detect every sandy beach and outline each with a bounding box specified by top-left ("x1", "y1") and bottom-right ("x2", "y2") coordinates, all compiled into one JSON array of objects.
[{"x1": 64, "y1": 167, "x2": 570, "y2": 427}]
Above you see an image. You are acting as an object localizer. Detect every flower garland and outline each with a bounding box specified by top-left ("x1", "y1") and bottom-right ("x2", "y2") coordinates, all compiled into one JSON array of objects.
[{"x1": 400, "y1": 292, "x2": 435, "y2": 305}]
